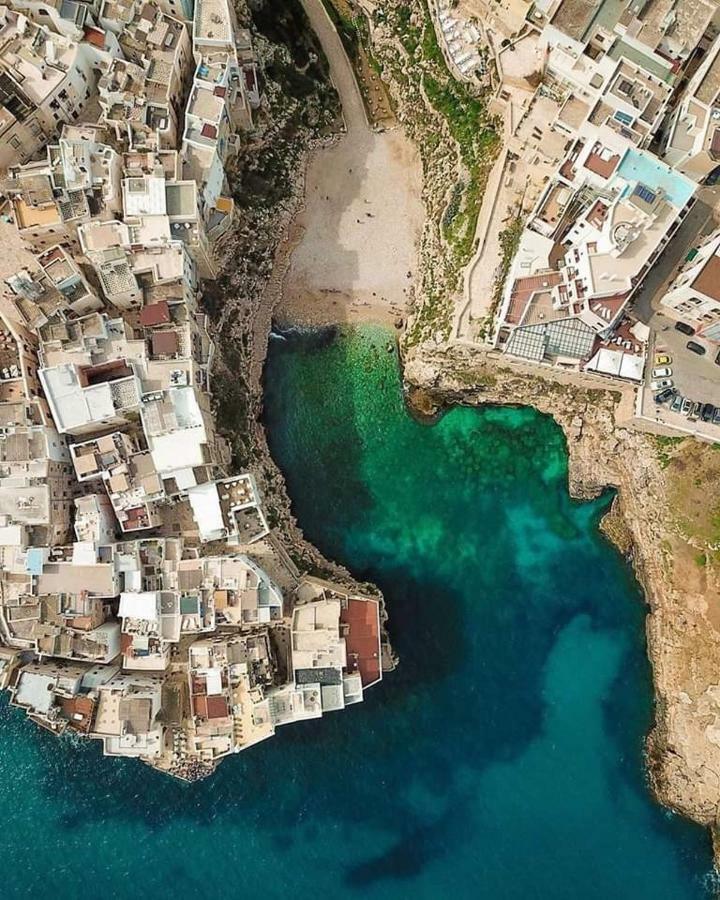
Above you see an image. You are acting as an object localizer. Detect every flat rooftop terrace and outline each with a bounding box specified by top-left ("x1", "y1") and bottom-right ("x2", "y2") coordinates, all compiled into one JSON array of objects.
[
  {"x1": 614, "y1": 148, "x2": 696, "y2": 209},
  {"x1": 188, "y1": 85, "x2": 224, "y2": 122},
  {"x1": 12, "y1": 198, "x2": 60, "y2": 230},
  {"x1": 696, "y1": 46, "x2": 720, "y2": 105},
  {"x1": 194, "y1": 0, "x2": 232, "y2": 43},
  {"x1": 551, "y1": 0, "x2": 626, "y2": 41}
]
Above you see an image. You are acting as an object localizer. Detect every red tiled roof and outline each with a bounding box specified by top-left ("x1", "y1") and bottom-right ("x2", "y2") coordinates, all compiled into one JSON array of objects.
[
  {"x1": 151, "y1": 330, "x2": 179, "y2": 356},
  {"x1": 201, "y1": 123, "x2": 217, "y2": 139},
  {"x1": 60, "y1": 695, "x2": 95, "y2": 733},
  {"x1": 589, "y1": 291, "x2": 630, "y2": 319},
  {"x1": 139, "y1": 300, "x2": 171, "y2": 327},
  {"x1": 83, "y1": 26, "x2": 105, "y2": 48},
  {"x1": 584, "y1": 148, "x2": 620, "y2": 180},
  {"x1": 711, "y1": 128, "x2": 720, "y2": 158},
  {"x1": 505, "y1": 272, "x2": 563, "y2": 325},
  {"x1": 692, "y1": 253, "x2": 720, "y2": 302},
  {"x1": 341, "y1": 599, "x2": 381, "y2": 687},
  {"x1": 206, "y1": 696, "x2": 229, "y2": 719},
  {"x1": 192, "y1": 692, "x2": 230, "y2": 720}
]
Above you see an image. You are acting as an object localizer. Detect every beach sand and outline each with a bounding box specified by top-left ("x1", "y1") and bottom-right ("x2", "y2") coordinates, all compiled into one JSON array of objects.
[{"x1": 277, "y1": 0, "x2": 424, "y2": 328}]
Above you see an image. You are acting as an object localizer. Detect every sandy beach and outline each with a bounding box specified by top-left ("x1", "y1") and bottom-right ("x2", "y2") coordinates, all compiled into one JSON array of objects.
[{"x1": 277, "y1": 0, "x2": 424, "y2": 329}]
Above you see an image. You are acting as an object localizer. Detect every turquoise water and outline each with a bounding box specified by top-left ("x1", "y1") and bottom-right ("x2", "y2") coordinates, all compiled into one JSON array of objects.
[
  {"x1": 0, "y1": 324, "x2": 713, "y2": 899},
  {"x1": 262, "y1": 324, "x2": 714, "y2": 898},
  {"x1": 616, "y1": 148, "x2": 695, "y2": 207}
]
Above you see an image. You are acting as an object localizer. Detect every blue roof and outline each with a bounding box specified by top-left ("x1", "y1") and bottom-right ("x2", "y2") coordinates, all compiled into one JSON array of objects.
[
  {"x1": 615, "y1": 148, "x2": 696, "y2": 209},
  {"x1": 25, "y1": 547, "x2": 45, "y2": 576}
]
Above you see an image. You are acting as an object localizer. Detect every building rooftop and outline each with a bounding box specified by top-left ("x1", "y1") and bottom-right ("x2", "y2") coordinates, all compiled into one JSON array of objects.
[
  {"x1": 123, "y1": 176, "x2": 167, "y2": 218},
  {"x1": 692, "y1": 252, "x2": 720, "y2": 302},
  {"x1": 165, "y1": 182, "x2": 197, "y2": 219},
  {"x1": 194, "y1": 0, "x2": 232, "y2": 44},
  {"x1": 40, "y1": 362, "x2": 139, "y2": 433}
]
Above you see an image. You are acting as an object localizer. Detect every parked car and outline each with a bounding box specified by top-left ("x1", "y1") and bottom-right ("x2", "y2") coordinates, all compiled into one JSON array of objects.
[
  {"x1": 652, "y1": 366, "x2": 672, "y2": 378},
  {"x1": 702, "y1": 403, "x2": 716, "y2": 422},
  {"x1": 655, "y1": 388, "x2": 675, "y2": 403},
  {"x1": 651, "y1": 378, "x2": 673, "y2": 390},
  {"x1": 670, "y1": 394, "x2": 683, "y2": 413},
  {"x1": 713, "y1": 408, "x2": 720, "y2": 425},
  {"x1": 681, "y1": 398, "x2": 693, "y2": 415},
  {"x1": 675, "y1": 321, "x2": 695, "y2": 335},
  {"x1": 715, "y1": 349, "x2": 720, "y2": 366},
  {"x1": 687, "y1": 341, "x2": 706, "y2": 355},
  {"x1": 655, "y1": 354, "x2": 672, "y2": 365},
  {"x1": 689, "y1": 401, "x2": 702, "y2": 420}
]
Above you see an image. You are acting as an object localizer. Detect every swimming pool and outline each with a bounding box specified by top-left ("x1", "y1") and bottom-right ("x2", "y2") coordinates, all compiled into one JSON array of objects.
[{"x1": 615, "y1": 148, "x2": 696, "y2": 209}]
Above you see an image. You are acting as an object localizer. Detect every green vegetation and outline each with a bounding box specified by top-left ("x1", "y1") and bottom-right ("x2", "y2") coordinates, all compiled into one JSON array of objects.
[
  {"x1": 318, "y1": 0, "x2": 393, "y2": 123},
  {"x1": 451, "y1": 368, "x2": 498, "y2": 388},
  {"x1": 370, "y1": 0, "x2": 500, "y2": 347},
  {"x1": 652, "y1": 434, "x2": 686, "y2": 469},
  {"x1": 496, "y1": 215, "x2": 524, "y2": 290},
  {"x1": 318, "y1": 0, "x2": 361, "y2": 57},
  {"x1": 665, "y1": 440, "x2": 720, "y2": 546},
  {"x1": 471, "y1": 212, "x2": 522, "y2": 342}
]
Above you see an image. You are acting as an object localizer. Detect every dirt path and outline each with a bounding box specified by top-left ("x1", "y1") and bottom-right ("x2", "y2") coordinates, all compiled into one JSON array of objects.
[{"x1": 276, "y1": 0, "x2": 424, "y2": 328}]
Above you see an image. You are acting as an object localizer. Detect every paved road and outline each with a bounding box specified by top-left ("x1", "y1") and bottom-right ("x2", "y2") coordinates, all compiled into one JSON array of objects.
[{"x1": 301, "y1": 0, "x2": 366, "y2": 133}]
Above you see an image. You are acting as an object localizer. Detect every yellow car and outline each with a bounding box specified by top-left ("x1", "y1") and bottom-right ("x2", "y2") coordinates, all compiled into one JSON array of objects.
[{"x1": 655, "y1": 353, "x2": 671, "y2": 365}]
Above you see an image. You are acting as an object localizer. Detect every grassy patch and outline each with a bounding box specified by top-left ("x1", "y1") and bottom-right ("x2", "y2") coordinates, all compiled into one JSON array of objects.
[
  {"x1": 370, "y1": 0, "x2": 499, "y2": 347},
  {"x1": 473, "y1": 213, "x2": 522, "y2": 341},
  {"x1": 652, "y1": 434, "x2": 687, "y2": 469},
  {"x1": 665, "y1": 440, "x2": 720, "y2": 545},
  {"x1": 319, "y1": 0, "x2": 395, "y2": 124},
  {"x1": 452, "y1": 368, "x2": 497, "y2": 387}
]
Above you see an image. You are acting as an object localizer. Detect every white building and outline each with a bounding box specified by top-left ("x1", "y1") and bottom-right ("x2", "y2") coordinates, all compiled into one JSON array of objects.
[
  {"x1": 0, "y1": 7, "x2": 113, "y2": 172},
  {"x1": 39, "y1": 358, "x2": 142, "y2": 435},
  {"x1": 660, "y1": 229, "x2": 720, "y2": 341}
]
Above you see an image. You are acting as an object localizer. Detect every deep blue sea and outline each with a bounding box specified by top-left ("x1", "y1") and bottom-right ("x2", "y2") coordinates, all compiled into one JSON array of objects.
[{"x1": 0, "y1": 324, "x2": 714, "y2": 899}]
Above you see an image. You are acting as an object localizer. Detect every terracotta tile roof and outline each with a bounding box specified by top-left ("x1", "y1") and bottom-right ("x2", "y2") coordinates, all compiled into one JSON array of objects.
[
  {"x1": 83, "y1": 26, "x2": 106, "y2": 48},
  {"x1": 584, "y1": 148, "x2": 621, "y2": 180},
  {"x1": 341, "y1": 599, "x2": 381, "y2": 686},
  {"x1": 151, "y1": 330, "x2": 179, "y2": 356},
  {"x1": 139, "y1": 300, "x2": 171, "y2": 327},
  {"x1": 693, "y1": 253, "x2": 720, "y2": 302},
  {"x1": 206, "y1": 695, "x2": 229, "y2": 719},
  {"x1": 505, "y1": 272, "x2": 563, "y2": 325}
]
